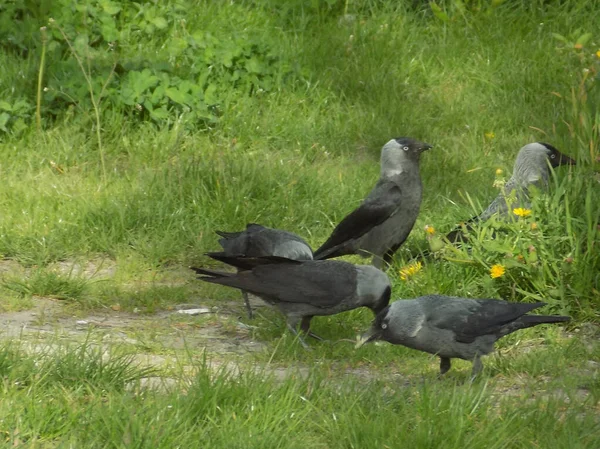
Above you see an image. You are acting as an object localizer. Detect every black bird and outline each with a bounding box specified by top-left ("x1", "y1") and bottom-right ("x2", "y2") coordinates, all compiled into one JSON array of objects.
[
  {"x1": 443, "y1": 142, "x2": 576, "y2": 244},
  {"x1": 213, "y1": 223, "x2": 313, "y2": 318},
  {"x1": 356, "y1": 295, "x2": 570, "y2": 378},
  {"x1": 313, "y1": 137, "x2": 432, "y2": 268},
  {"x1": 192, "y1": 254, "x2": 391, "y2": 348}
]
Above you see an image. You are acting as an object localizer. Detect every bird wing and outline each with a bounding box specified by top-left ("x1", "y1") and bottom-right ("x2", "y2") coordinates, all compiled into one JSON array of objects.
[
  {"x1": 314, "y1": 181, "x2": 403, "y2": 259},
  {"x1": 425, "y1": 298, "x2": 545, "y2": 343},
  {"x1": 204, "y1": 261, "x2": 356, "y2": 308}
]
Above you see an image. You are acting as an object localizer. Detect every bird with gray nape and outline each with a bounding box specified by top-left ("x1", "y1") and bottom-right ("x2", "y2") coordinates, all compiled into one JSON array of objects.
[
  {"x1": 443, "y1": 142, "x2": 576, "y2": 244},
  {"x1": 213, "y1": 223, "x2": 313, "y2": 319},
  {"x1": 192, "y1": 254, "x2": 391, "y2": 348},
  {"x1": 356, "y1": 295, "x2": 570, "y2": 378},
  {"x1": 313, "y1": 137, "x2": 432, "y2": 268}
]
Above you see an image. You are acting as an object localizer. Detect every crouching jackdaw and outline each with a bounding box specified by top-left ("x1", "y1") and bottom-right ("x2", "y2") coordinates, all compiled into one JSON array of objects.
[
  {"x1": 213, "y1": 223, "x2": 313, "y2": 318},
  {"x1": 356, "y1": 295, "x2": 570, "y2": 378},
  {"x1": 313, "y1": 137, "x2": 432, "y2": 268},
  {"x1": 444, "y1": 142, "x2": 576, "y2": 244},
  {"x1": 192, "y1": 254, "x2": 391, "y2": 348}
]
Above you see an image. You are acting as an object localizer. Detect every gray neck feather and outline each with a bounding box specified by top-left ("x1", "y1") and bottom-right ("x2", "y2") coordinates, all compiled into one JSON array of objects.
[
  {"x1": 511, "y1": 144, "x2": 551, "y2": 188},
  {"x1": 380, "y1": 144, "x2": 420, "y2": 178}
]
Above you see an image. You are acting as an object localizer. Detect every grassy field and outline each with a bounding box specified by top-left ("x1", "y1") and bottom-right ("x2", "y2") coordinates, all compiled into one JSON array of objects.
[{"x1": 0, "y1": 0, "x2": 599, "y2": 447}]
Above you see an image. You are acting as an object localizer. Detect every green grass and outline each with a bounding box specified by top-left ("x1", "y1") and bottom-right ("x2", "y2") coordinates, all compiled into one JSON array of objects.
[
  {"x1": 0, "y1": 338, "x2": 598, "y2": 448},
  {"x1": 1, "y1": 0, "x2": 599, "y2": 446}
]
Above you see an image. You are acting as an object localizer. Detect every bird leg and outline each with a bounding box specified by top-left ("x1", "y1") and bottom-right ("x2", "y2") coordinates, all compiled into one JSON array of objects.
[
  {"x1": 439, "y1": 357, "x2": 451, "y2": 375},
  {"x1": 300, "y1": 316, "x2": 325, "y2": 341},
  {"x1": 241, "y1": 290, "x2": 254, "y2": 319},
  {"x1": 372, "y1": 255, "x2": 385, "y2": 270},
  {"x1": 470, "y1": 355, "x2": 484, "y2": 380},
  {"x1": 286, "y1": 318, "x2": 310, "y2": 349}
]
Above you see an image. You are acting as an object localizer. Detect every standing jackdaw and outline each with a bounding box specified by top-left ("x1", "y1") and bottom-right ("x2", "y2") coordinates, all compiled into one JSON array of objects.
[
  {"x1": 192, "y1": 254, "x2": 391, "y2": 348},
  {"x1": 444, "y1": 142, "x2": 576, "y2": 244},
  {"x1": 356, "y1": 295, "x2": 570, "y2": 378},
  {"x1": 213, "y1": 223, "x2": 313, "y2": 318},
  {"x1": 313, "y1": 137, "x2": 432, "y2": 268}
]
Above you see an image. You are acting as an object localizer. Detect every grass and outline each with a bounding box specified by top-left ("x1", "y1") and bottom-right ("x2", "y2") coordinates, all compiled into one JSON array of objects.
[
  {"x1": 0, "y1": 0, "x2": 599, "y2": 446},
  {"x1": 0, "y1": 336, "x2": 598, "y2": 448}
]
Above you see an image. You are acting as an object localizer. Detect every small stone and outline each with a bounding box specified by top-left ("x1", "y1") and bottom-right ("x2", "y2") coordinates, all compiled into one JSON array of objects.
[{"x1": 177, "y1": 308, "x2": 211, "y2": 316}]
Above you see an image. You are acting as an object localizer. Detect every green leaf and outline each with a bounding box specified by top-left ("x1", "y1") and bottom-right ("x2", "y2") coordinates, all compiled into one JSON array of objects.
[
  {"x1": 152, "y1": 17, "x2": 168, "y2": 30},
  {"x1": 11, "y1": 118, "x2": 28, "y2": 135},
  {"x1": 100, "y1": 17, "x2": 119, "y2": 42},
  {"x1": 150, "y1": 107, "x2": 169, "y2": 120},
  {"x1": 481, "y1": 240, "x2": 514, "y2": 254},
  {"x1": 0, "y1": 101, "x2": 12, "y2": 112},
  {"x1": 245, "y1": 57, "x2": 264, "y2": 74},
  {"x1": 551, "y1": 33, "x2": 569, "y2": 43},
  {"x1": 453, "y1": 0, "x2": 466, "y2": 14},
  {"x1": 0, "y1": 112, "x2": 9, "y2": 132},
  {"x1": 204, "y1": 84, "x2": 219, "y2": 105},
  {"x1": 165, "y1": 87, "x2": 190, "y2": 105},
  {"x1": 74, "y1": 34, "x2": 90, "y2": 56},
  {"x1": 576, "y1": 32, "x2": 592, "y2": 46},
  {"x1": 101, "y1": 0, "x2": 122, "y2": 15},
  {"x1": 430, "y1": 2, "x2": 450, "y2": 23}
]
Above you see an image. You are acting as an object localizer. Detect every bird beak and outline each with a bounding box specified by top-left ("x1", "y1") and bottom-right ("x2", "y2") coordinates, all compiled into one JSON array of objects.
[
  {"x1": 557, "y1": 152, "x2": 576, "y2": 167},
  {"x1": 421, "y1": 143, "x2": 433, "y2": 152},
  {"x1": 551, "y1": 150, "x2": 576, "y2": 168},
  {"x1": 354, "y1": 327, "x2": 380, "y2": 348}
]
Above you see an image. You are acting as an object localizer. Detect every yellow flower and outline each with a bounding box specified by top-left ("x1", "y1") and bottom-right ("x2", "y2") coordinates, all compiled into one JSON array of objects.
[
  {"x1": 513, "y1": 207, "x2": 532, "y2": 218},
  {"x1": 490, "y1": 264, "x2": 505, "y2": 279},
  {"x1": 495, "y1": 168, "x2": 503, "y2": 176},
  {"x1": 530, "y1": 222, "x2": 538, "y2": 230},
  {"x1": 597, "y1": 49, "x2": 600, "y2": 58},
  {"x1": 424, "y1": 225, "x2": 435, "y2": 235},
  {"x1": 400, "y1": 262, "x2": 422, "y2": 281},
  {"x1": 485, "y1": 131, "x2": 495, "y2": 140}
]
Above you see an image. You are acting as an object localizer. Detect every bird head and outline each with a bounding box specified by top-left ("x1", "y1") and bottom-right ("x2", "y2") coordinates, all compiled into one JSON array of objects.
[
  {"x1": 355, "y1": 304, "x2": 391, "y2": 348},
  {"x1": 513, "y1": 142, "x2": 576, "y2": 186},
  {"x1": 380, "y1": 137, "x2": 433, "y2": 177},
  {"x1": 537, "y1": 142, "x2": 576, "y2": 168}
]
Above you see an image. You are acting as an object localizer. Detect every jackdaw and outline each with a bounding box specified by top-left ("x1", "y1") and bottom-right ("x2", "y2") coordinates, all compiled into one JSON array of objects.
[
  {"x1": 444, "y1": 142, "x2": 576, "y2": 244},
  {"x1": 356, "y1": 295, "x2": 570, "y2": 378},
  {"x1": 192, "y1": 254, "x2": 391, "y2": 348},
  {"x1": 213, "y1": 223, "x2": 313, "y2": 318},
  {"x1": 313, "y1": 137, "x2": 432, "y2": 268}
]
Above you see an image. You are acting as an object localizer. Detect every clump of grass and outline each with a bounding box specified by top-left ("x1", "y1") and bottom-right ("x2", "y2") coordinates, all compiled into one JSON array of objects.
[
  {"x1": 1, "y1": 269, "x2": 90, "y2": 301},
  {"x1": 0, "y1": 341, "x2": 598, "y2": 448},
  {"x1": 0, "y1": 339, "x2": 155, "y2": 391}
]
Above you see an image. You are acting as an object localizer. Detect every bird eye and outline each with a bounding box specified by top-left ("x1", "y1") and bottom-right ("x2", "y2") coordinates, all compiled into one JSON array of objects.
[
  {"x1": 403, "y1": 146, "x2": 409, "y2": 151},
  {"x1": 381, "y1": 323, "x2": 388, "y2": 329},
  {"x1": 550, "y1": 154, "x2": 556, "y2": 158}
]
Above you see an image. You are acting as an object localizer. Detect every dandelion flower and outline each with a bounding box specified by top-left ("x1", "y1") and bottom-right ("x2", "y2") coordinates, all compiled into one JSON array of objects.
[
  {"x1": 490, "y1": 264, "x2": 505, "y2": 279},
  {"x1": 495, "y1": 168, "x2": 503, "y2": 176},
  {"x1": 400, "y1": 262, "x2": 422, "y2": 281},
  {"x1": 513, "y1": 207, "x2": 532, "y2": 218},
  {"x1": 597, "y1": 49, "x2": 600, "y2": 58},
  {"x1": 485, "y1": 131, "x2": 495, "y2": 140},
  {"x1": 424, "y1": 225, "x2": 435, "y2": 235}
]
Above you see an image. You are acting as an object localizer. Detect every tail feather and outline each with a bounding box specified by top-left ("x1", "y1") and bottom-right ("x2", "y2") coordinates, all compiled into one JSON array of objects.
[
  {"x1": 313, "y1": 244, "x2": 348, "y2": 261},
  {"x1": 215, "y1": 230, "x2": 243, "y2": 240},
  {"x1": 189, "y1": 266, "x2": 233, "y2": 278},
  {"x1": 206, "y1": 252, "x2": 302, "y2": 270},
  {"x1": 519, "y1": 314, "x2": 571, "y2": 327}
]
